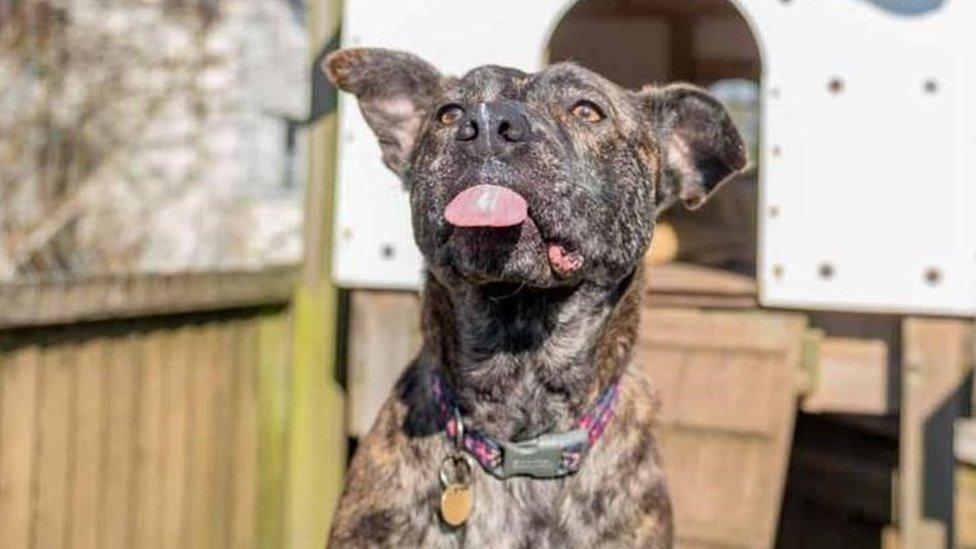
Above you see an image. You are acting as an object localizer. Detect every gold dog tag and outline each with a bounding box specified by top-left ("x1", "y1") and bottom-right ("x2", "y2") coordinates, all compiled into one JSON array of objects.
[
  {"x1": 439, "y1": 453, "x2": 473, "y2": 527},
  {"x1": 440, "y1": 483, "x2": 472, "y2": 527}
]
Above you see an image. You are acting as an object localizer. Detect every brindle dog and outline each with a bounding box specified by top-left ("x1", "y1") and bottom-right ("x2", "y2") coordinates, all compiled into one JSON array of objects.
[{"x1": 324, "y1": 48, "x2": 746, "y2": 548}]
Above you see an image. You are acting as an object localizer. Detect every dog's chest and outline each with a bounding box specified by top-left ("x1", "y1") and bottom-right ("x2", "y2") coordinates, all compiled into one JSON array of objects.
[{"x1": 425, "y1": 476, "x2": 602, "y2": 548}]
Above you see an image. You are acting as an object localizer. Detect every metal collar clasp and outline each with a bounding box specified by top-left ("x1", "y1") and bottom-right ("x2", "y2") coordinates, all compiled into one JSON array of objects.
[{"x1": 494, "y1": 428, "x2": 589, "y2": 479}]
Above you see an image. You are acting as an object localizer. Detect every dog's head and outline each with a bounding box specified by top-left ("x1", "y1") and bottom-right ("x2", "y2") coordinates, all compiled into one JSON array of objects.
[{"x1": 325, "y1": 48, "x2": 746, "y2": 289}]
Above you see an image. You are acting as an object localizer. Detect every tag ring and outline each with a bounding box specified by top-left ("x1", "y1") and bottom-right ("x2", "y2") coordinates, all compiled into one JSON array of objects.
[
  {"x1": 452, "y1": 408, "x2": 465, "y2": 448},
  {"x1": 439, "y1": 453, "x2": 472, "y2": 487}
]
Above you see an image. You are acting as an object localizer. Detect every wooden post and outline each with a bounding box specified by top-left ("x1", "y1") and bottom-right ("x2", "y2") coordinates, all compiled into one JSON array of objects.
[
  {"x1": 900, "y1": 318, "x2": 974, "y2": 549},
  {"x1": 285, "y1": 1, "x2": 346, "y2": 547},
  {"x1": 256, "y1": 315, "x2": 291, "y2": 548},
  {"x1": 347, "y1": 290, "x2": 422, "y2": 438}
]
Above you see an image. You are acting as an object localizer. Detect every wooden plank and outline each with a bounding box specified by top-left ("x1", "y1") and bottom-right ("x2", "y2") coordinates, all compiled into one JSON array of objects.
[
  {"x1": 644, "y1": 262, "x2": 757, "y2": 299},
  {"x1": 958, "y1": 464, "x2": 976, "y2": 549},
  {"x1": 31, "y1": 343, "x2": 76, "y2": 549},
  {"x1": 669, "y1": 350, "x2": 782, "y2": 436},
  {"x1": 257, "y1": 314, "x2": 290, "y2": 549},
  {"x1": 0, "y1": 346, "x2": 40, "y2": 549},
  {"x1": 663, "y1": 430, "x2": 769, "y2": 546},
  {"x1": 210, "y1": 323, "x2": 236, "y2": 549},
  {"x1": 69, "y1": 338, "x2": 106, "y2": 549},
  {"x1": 0, "y1": 267, "x2": 296, "y2": 329},
  {"x1": 640, "y1": 308, "x2": 804, "y2": 353},
  {"x1": 900, "y1": 319, "x2": 974, "y2": 549},
  {"x1": 637, "y1": 308, "x2": 807, "y2": 549},
  {"x1": 133, "y1": 329, "x2": 168, "y2": 548},
  {"x1": 639, "y1": 347, "x2": 688, "y2": 427},
  {"x1": 100, "y1": 335, "x2": 140, "y2": 549},
  {"x1": 161, "y1": 328, "x2": 191, "y2": 549},
  {"x1": 644, "y1": 293, "x2": 758, "y2": 309},
  {"x1": 186, "y1": 324, "x2": 220, "y2": 549},
  {"x1": 347, "y1": 290, "x2": 422, "y2": 437},
  {"x1": 230, "y1": 320, "x2": 259, "y2": 548},
  {"x1": 801, "y1": 337, "x2": 891, "y2": 414}
]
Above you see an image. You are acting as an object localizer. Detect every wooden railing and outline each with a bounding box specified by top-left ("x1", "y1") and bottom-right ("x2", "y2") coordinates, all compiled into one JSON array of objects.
[
  {"x1": 0, "y1": 268, "x2": 298, "y2": 549},
  {"x1": 0, "y1": 267, "x2": 297, "y2": 328}
]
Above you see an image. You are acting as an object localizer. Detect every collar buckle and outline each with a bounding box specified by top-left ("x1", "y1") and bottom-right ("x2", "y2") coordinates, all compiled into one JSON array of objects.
[{"x1": 495, "y1": 428, "x2": 589, "y2": 479}]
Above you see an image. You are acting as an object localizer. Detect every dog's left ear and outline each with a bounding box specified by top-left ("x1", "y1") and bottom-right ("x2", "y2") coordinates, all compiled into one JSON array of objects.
[
  {"x1": 638, "y1": 84, "x2": 748, "y2": 211},
  {"x1": 324, "y1": 48, "x2": 443, "y2": 176}
]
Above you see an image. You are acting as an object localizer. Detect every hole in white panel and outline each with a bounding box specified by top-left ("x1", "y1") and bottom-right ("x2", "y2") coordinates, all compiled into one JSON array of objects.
[
  {"x1": 827, "y1": 78, "x2": 844, "y2": 95},
  {"x1": 818, "y1": 263, "x2": 835, "y2": 280},
  {"x1": 380, "y1": 243, "x2": 396, "y2": 260}
]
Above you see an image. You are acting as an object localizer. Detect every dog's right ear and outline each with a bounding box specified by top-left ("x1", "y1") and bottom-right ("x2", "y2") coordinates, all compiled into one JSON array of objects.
[
  {"x1": 324, "y1": 48, "x2": 443, "y2": 176},
  {"x1": 637, "y1": 84, "x2": 748, "y2": 212}
]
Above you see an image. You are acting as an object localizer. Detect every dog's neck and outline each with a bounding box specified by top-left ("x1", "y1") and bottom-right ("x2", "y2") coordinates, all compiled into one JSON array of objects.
[{"x1": 421, "y1": 266, "x2": 643, "y2": 441}]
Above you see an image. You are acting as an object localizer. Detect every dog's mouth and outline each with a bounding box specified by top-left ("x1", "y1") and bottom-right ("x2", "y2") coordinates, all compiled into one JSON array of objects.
[{"x1": 443, "y1": 184, "x2": 584, "y2": 280}]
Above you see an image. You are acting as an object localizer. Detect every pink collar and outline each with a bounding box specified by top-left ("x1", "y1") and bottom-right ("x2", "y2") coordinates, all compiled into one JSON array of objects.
[{"x1": 431, "y1": 373, "x2": 620, "y2": 479}]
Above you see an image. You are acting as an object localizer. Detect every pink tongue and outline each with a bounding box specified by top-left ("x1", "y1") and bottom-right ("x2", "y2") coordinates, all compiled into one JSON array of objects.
[{"x1": 444, "y1": 184, "x2": 528, "y2": 228}]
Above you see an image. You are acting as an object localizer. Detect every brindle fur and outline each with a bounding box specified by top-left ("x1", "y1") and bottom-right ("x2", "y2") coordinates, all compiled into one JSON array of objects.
[{"x1": 324, "y1": 48, "x2": 746, "y2": 548}]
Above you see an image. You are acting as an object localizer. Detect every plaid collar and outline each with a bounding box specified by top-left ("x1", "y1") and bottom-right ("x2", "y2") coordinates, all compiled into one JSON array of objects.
[{"x1": 431, "y1": 373, "x2": 620, "y2": 479}]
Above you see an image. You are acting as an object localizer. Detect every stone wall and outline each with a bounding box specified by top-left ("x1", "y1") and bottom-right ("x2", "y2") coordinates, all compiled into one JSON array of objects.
[{"x1": 0, "y1": 0, "x2": 309, "y2": 280}]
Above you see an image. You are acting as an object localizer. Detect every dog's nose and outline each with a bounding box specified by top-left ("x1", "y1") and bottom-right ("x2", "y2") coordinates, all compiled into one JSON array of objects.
[{"x1": 455, "y1": 101, "x2": 530, "y2": 156}]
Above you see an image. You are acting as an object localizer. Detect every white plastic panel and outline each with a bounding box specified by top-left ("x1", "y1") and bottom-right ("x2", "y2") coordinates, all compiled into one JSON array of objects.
[
  {"x1": 333, "y1": 0, "x2": 976, "y2": 316},
  {"x1": 751, "y1": 0, "x2": 976, "y2": 315}
]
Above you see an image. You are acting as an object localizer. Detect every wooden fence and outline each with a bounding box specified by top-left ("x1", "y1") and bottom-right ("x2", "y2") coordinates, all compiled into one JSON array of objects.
[
  {"x1": 0, "y1": 268, "x2": 299, "y2": 549},
  {"x1": 0, "y1": 0, "x2": 344, "y2": 545}
]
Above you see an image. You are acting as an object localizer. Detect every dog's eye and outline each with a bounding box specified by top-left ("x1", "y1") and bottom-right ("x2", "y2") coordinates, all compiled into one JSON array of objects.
[
  {"x1": 436, "y1": 104, "x2": 464, "y2": 125},
  {"x1": 570, "y1": 100, "x2": 605, "y2": 123}
]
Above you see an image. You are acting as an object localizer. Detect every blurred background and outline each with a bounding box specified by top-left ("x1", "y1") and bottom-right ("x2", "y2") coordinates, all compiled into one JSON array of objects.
[
  {"x1": 0, "y1": 1, "x2": 973, "y2": 549},
  {"x1": 0, "y1": 0, "x2": 308, "y2": 279}
]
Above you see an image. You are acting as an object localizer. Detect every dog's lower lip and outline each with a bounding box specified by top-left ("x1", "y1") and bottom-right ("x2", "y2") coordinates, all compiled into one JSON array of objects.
[{"x1": 546, "y1": 241, "x2": 583, "y2": 276}]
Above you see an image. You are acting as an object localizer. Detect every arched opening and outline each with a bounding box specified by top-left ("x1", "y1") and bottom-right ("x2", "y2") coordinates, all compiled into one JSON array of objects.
[{"x1": 548, "y1": 0, "x2": 761, "y2": 275}]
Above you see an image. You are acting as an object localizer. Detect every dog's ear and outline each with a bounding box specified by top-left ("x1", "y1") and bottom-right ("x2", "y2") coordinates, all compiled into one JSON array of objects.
[
  {"x1": 324, "y1": 48, "x2": 443, "y2": 176},
  {"x1": 638, "y1": 84, "x2": 747, "y2": 211}
]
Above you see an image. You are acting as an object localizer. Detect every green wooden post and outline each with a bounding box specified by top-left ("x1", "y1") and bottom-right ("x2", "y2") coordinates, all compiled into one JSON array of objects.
[
  {"x1": 286, "y1": 1, "x2": 345, "y2": 547},
  {"x1": 256, "y1": 315, "x2": 290, "y2": 548}
]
